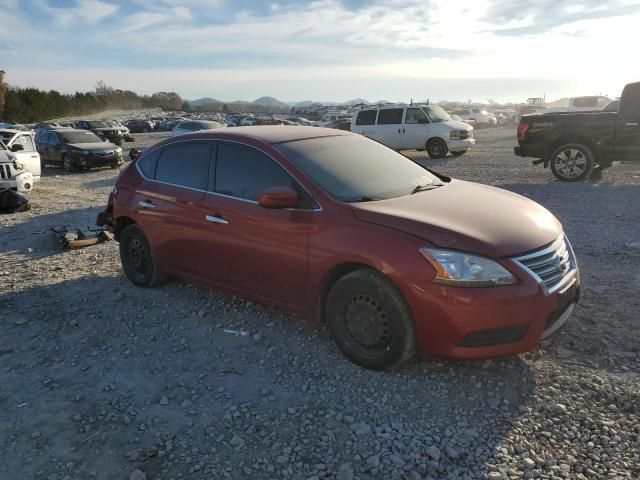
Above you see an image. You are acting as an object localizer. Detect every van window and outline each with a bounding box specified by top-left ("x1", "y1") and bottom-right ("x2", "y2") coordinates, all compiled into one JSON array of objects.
[
  {"x1": 355, "y1": 110, "x2": 377, "y2": 126},
  {"x1": 377, "y1": 109, "x2": 403, "y2": 125},
  {"x1": 405, "y1": 108, "x2": 429, "y2": 124}
]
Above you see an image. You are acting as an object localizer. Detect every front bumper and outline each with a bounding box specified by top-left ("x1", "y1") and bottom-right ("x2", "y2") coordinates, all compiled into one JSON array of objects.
[
  {"x1": 69, "y1": 153, "x2": 123, "y2": 169},
  {"x1": 405, "y1": 267, "x2": 580, "y2": 360},
  {"x1": 447, "y1": 138, "x2": 476, "y2": 152}
]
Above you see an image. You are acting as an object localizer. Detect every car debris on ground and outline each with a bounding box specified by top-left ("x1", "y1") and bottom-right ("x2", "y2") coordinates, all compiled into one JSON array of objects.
[{"x1": 50, "y1": 225, "x2": 114, "y2": 249}]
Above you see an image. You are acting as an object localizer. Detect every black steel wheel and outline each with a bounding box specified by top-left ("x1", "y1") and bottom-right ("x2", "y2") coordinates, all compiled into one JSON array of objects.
[
  {"x1": 326, "y1": 269, "x2": 416, "y2": 370},
  {"x1": 426, "y1": 138, "x2": 448, "y2": 159},
  {"x1": 119, "y1": 224, "x2": 166, "y2": 287}
]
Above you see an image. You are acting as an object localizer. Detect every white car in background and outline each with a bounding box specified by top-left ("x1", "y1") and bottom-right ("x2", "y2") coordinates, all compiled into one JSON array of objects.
[
  {"x1": 451, "y1": 108, "x2": 497, "y2": 127},
  {"x1": 172, "y1": 120, "x2": 225, "y2": 136},
  {"x1": 351, "y1": 104, "x2": 474, "y2": 158},
  {"x1": 0, "y1": 129, "x2": 42, "y2": 181},
  {"x1": 533, "y1": 96, "x2": 612, "y2": 114},
  {"x1": 0, "y1": 139, "x2": 35, "y2": 194}
]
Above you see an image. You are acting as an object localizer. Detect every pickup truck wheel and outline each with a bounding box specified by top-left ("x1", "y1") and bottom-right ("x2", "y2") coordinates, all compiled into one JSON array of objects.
[
  {"x1": 426, "y1": 138, "x2": 448, "y2": 159},
  {"x1": 326, "y1": 269, "x2": 417, "y2": 370},
  {"x1": 550, "y1": 143, "x2": 594, "y2": 182},
  {"x1": 119, "y1": 224, "x2": 167, "y2": 287}
]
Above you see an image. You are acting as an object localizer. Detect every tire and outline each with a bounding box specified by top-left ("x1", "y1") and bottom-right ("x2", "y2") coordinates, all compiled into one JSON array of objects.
[
  {"x1": 451, "y1": 149, "x2": 467, "y2": 157},
  {"x1": 119, "y1": 224, "x2": 167, "y2": 288},
  {"x1": 549, "y1": 143, "x2": 594, "y2": 182},
  {"x1": 326, "y1": 269, "x2": 417, "y2": 370},
  {"x1": 62, "y1": 154, "x2": 75, "y2": 172},
  {"x1": 426, "y1": 138, "x2": 448, "y2": 159}
]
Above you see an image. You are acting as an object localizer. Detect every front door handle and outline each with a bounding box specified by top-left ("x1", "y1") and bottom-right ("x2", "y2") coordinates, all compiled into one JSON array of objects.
[
  {"x1": 625, "y1": 122, "x2": 639, "y2": 126},
  {"x1": 138, "y1": 200, "x2": 155, "y2": 209},
  {"x1": 31, "y1": 155, "x2": 39, "y2": 158},
  {"x1": 206, "y1": 214, "x2": 229, "y2": 225}
]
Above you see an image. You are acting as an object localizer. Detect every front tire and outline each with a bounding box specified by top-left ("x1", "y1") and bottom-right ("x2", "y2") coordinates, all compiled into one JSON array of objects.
[
  {"x1": 426, "y1": 138, "x2": 448, "y2": 159},
  {"x1": 326, "y1": 269, "x2": 417, "y2": 370},
  {"x1": 119, "y1": 224, "x2": 166, "y2": 287},
  {"x1": 549, "y1": 143, "x2": 594, "y2": 182},
  {"x1": 62, "y1": 154, "x2": 75, "y2": 172},
  {"x1": 450, "y1": 149, "x2": 467, "y2": 157}
]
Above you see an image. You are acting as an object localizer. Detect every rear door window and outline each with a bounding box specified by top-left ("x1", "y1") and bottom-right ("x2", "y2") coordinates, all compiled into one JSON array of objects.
[
  {"x1": 377, "y1": 109, "x2": 403, "y2": 125},
  {"x1": 155, "y1": 142, "x2": 212, "y2": 190},
  {"x1": 14, "y1": 135, "x2": 36, "y2": 151},
  {"x1": 355, "y1": 110, "x2": 377, "y2": 125}
]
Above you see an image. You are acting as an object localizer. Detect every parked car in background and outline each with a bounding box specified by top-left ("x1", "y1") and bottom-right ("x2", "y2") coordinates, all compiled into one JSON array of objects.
[
  {"x1": 351, "y1": 105, "x2": 474, "y2": 158},
  {"x1": 451, "y1": 108, "x2": 497, "y2": 128},
  {"x1": 98, "y1": 126, "x2": 579, "y2": 370},
  {"x1": 75, "y1": 120, "x2": 126, "y2": 146},
  {"x1": 36, "y1": 128, "x2": 123, "y2": 171},
  {"x1": 451, "y1": 114, "x2": 477, "y2": 127},
  {"x1": 106, "y1": 119, "x2": 135, "y2": 142},
  {"x1": 0, "y1": 137, "x2": 35, "y2": 193},
  {"x1": 172, "y1": 120, "x2": 225, "y2": 136},
  {"x1": 325, "y1": 119, "x2": 352, "y2": 131},
  {"x1": 534, "y1": 96, "x2": 612, "y2": 114},
  {"x1": 0, "y1": 129, "x2": 41, "y2": 181},
  {"x1": 515, "y1": 81, "x2": 640, "y2": 181},
  {"x1": 126, "y1": 119, "x2": 155, "y2": 133}
]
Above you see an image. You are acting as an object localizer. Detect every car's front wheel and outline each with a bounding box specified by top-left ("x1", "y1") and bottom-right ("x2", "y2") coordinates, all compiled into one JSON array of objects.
[
  {"x1": 549, "y1": 143, "x2": 594, "y2": 182},
  {"x1": 62, "y1": 154, "x2": 75, "y2": 172},
  {"x1": 426, "y1": 138, "x2": 448, "y2": 159},
  {"x1": 119, "y1": 224, "x2": 167, "y2": 287},
  {"x1": 326, "y1": 269, "x2": 417, "y2": 370}
]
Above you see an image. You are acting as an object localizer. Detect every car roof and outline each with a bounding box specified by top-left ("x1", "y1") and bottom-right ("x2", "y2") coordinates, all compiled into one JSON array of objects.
[{"x1": 189, "y1": 126, "x2": 352, "y2": 144}]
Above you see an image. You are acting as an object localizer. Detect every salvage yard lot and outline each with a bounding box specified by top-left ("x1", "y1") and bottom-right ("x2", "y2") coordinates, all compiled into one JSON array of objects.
[{"x1": 1, "y1": 127, "x2": 638, "y2": 480}]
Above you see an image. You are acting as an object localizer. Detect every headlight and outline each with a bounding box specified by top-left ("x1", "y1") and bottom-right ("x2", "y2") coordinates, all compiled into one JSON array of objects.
[{"x1": 419, "y1": 248, "x2": 517, "y2": 287}]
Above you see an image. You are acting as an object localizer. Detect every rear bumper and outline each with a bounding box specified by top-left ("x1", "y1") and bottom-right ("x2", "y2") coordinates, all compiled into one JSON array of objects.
[{"x1": 514, "y1": 144, "x2": 546, "y2": 159}]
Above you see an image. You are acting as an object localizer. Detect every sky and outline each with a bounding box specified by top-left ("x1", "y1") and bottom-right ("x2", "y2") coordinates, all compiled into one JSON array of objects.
[{"x1": 1, "y1": 0, "x2": 640, "y2": 104}]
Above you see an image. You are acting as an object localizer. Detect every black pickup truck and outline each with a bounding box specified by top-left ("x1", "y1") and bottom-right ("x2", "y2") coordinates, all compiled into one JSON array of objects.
[{"x1": 515, "y1": 81, "x2": 640, "y2": 181}]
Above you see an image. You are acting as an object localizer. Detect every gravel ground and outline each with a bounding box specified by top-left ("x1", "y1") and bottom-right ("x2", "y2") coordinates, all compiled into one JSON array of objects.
[{"x1": 1, "y1": 128, "x2": 639, "y2": 480}]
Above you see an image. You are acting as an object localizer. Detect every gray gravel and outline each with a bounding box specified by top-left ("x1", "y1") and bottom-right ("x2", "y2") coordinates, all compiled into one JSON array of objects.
[{"x1": 1, "y1": 128, "x2": 639, "y2": 480}]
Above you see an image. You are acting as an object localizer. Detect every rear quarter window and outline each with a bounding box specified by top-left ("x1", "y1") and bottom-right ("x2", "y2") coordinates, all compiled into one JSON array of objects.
[
  {"x1": 377, "y1": 109, "x2": 403, "y2": 125},
  {"x1": 138, "y1": 149, "x2": 161, "y2": 179},
  {"x1": 355, "y1": 110, "x2": 377, "y2": 126}
]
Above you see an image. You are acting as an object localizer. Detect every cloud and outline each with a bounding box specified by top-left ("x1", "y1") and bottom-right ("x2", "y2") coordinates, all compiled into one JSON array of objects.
[{"x1": 44, "y1": 0, "x2": 119, "y2": 26}]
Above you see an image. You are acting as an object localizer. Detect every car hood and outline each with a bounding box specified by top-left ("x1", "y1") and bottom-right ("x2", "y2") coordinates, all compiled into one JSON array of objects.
[
  {"x1": 68, "y1": 142, "x2": 117, "y2": 150},
  {"x1": 350, "y1": 179, "x2": 562, "y2": 258}
]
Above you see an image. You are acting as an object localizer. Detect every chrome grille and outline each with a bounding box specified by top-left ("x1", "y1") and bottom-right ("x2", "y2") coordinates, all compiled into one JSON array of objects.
[{"x1": 512, "y1": 235, "x2": 577, "y2": 295}]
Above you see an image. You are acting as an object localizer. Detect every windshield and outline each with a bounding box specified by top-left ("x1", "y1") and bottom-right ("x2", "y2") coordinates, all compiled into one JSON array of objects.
[
  {"x1": 87, "y1": 121, "x2": 109, "y2": 128},
  {"x1": 274, "y1": 135, "x2": 443, "y2": 202},
  {"x1": 59, "y1": 131, "x2": 103, "y2": 143},
  {"x1": 424, "y1": 105, "x2": 452, "y2": 123}
]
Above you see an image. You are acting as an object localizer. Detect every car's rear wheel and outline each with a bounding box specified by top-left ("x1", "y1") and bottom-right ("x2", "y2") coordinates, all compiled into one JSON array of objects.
[
  {"x1": 450, "y1": 149, "x2": 467, "y2": 156},
  {"x1": 326, "y1": 269, "x2": 417, "y2": 370},
  {"x1": 62, "y1": 154, "x2": 75, "y2": 172},
  {"x1": 426, "y1": 138, "x2": 448, "y2": 159},
  {"x1": 549, "y1": 143, "x2": 594, "y2": 182},
  {"x1": 119, "y1": 224, "x2": 166, "y2": 287}
]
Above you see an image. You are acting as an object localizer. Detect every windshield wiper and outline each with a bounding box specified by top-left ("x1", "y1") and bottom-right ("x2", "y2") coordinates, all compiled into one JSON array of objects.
[{"x1": 410, "y1": 183, "x2": 443, "y2": 195}]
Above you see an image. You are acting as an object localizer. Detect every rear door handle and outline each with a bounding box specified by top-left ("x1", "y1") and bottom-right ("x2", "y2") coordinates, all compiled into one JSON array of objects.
[
  {"x1": 138, "y1": 200, "x2": 155, "y2": 209},
  {"x1": 625, "y1": 122, "x2": 639, "y2": 126},
  {"x1": 206, "y1": 214, "x2": 229, "y2": 225}
]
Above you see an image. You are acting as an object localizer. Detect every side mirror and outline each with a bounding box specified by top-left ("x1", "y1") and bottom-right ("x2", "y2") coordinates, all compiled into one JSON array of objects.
[
  {"x1": 11, "y1": 144, "x2": 24, "y2": 152},
  {"x1": 258, "y1": 187, "x2": 298, "y2": 209}
]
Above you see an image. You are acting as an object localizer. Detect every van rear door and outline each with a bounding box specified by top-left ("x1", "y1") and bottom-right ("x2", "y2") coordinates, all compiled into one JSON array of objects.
[{"x1": 615, "y1": 82, "x2": 640, "y2": 162}]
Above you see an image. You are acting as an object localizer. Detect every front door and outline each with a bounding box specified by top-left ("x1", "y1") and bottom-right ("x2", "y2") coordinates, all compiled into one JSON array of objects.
[
  {"x1": 10, "y1": 134, "x2": 41, "y2": 177},
  {"x1": 616, "y1": 82, "x2": 640, "y2": 162},
  {"x1": 200, "y1": 141, "x2": 311, "y2": 310},
  {"x1": 46, "y1": 132, "x2": 63, "y2": 164},
  {"x1": 402, "y1": 108, "x2": 430, "y2": 150}
]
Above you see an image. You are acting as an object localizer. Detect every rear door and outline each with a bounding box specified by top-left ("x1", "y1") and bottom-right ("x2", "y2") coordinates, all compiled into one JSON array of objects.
[
  {"x1": 133, "y1": 141, "x2": 215, "y2": 277},
  {"x1": 199, "y1": 141, "x2": 312, "y2": 310},
  {"x1": 402, "y1": 108, "x2": 430, "y2": 149},
  {"x1": 46, "y1": 133, "x2": 63, "y2": 164},
  {"x1": 616, "y1": 82, "x2": 640, "y2": 162}
]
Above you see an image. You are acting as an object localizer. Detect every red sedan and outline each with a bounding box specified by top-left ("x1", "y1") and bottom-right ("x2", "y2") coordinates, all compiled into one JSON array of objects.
[{"x1": 98, "y1": 126, "x2": 580, "y2": 370}]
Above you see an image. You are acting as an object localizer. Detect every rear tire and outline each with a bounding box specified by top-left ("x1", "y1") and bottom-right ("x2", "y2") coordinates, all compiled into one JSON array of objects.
[
  {"x1": 450, "y1": 149, "x2": 467, "y2": 157},
  {"x1": 119, "y1": 224, "x2": 167, "y2": 287},
  {"x1": 549, "y1": 143, "x2": 594, "y2": 182},
  {"x1": 326, "y1": 269, "x2": 417, "y2": 370},
  {"x1": 426, "y1": 138, "x2": 448, "y2": 159}
]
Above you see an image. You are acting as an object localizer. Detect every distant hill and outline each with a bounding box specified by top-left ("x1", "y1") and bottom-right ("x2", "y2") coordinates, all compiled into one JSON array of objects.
[
  {"x1": 344, "y1": 98, "x2": 369, "y2": 105},
  {"x1": 189, "y1": 97, "x2": 223, "y2": 106},
  {"x1": 252, "y1": 96, "x2": 289, "y2": 108}
]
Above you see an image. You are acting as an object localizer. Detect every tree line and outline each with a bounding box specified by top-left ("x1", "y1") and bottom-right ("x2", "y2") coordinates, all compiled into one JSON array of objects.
[{"x1": 0, "y1": 73, "x2": 183, "y2": 123}]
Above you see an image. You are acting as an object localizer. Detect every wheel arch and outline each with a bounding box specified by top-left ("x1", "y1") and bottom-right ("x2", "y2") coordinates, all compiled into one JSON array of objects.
[{"x1": 115, "y1": 215, "x2": 136, "y2": 240}]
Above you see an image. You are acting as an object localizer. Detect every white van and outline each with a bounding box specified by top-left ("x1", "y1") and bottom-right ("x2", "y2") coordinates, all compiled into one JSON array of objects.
[{"x1": 350, "y1": 105, "x2": 475, "y2": 158}]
